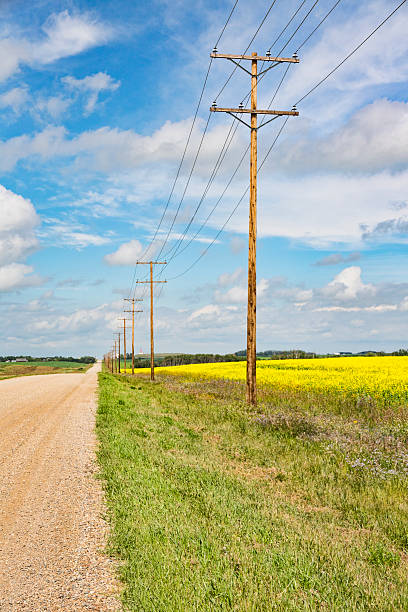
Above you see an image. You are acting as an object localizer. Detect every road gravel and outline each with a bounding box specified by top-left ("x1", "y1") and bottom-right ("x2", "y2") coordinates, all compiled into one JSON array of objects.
[{"x1": 0, "y1": 363, "x2": 120, "y2": 611}]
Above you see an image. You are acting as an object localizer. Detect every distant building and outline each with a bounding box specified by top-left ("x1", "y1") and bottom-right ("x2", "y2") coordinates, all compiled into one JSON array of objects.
[{"x1": 15, "y1": 358, "x2": 28, "y2": 362}]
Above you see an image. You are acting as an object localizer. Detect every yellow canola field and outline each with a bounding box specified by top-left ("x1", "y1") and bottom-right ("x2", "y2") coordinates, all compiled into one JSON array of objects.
[{"x1": 134, "y1": 356, "x2": 408, "y2": 407}]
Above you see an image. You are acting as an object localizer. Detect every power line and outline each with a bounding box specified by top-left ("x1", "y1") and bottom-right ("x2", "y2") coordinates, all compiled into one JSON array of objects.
[
  {"x1": 164, "y1": 0, "x2": 407, "y2": 281},
  {"x1": 160, "y1": 3, "x2": 313, "y2": 266},
  {"x1": 155, "y1": 112, "x2": 212, "y2": 260},
  {"x1": 167, "y1": 117, "x2": 290, "y2": 281},
  {"x1": 296, "y1": 0, "x2": 408, "y2": 104},
  {"x1": 154, "y1": 0, "x2": 282, "y2": 263},
  {"x1": 296, "y1": 0, "x2": 343, "y2": 52},
  {"x1": 162, "y1": 55, "x2": 295, "y2": 268},
  {"x1": 128, "y1": 0, "x2": 240, "y2": 297},
  {"x1": 214, "y1": 0, "x2": 280, "y2": 102}
]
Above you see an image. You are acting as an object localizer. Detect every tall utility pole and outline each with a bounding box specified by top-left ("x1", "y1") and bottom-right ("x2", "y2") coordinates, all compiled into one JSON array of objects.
[
  {"x1": 210, "y1": 50, "x2": 299, "y2": 406},
  {"x1": 114, "y1": 340, "x2": 117, "y2": 373},
  {"x1": 118, "y1": 318, "x2": 132, "y2": 373},
  {"x1": 124, "y1": 298, "x2": 143, "y2": 375},
  {"x1": 135, "y1": 261, "x2": 167, "y2": 381}
]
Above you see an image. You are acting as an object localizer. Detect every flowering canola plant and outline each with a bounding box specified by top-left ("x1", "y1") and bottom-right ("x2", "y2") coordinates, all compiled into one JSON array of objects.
[{"x1": 136, "y1": 356, "x2": 408, "y2": 407}]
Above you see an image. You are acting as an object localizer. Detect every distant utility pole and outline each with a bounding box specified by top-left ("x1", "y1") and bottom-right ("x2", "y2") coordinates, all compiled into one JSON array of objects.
[
  {"x1": 114, "y1": 340, "x2": 117, "y2": 373},
  {"x1": 210, "y1": 49, "x2": 299, "y2": 406},
  {"x1": 118, "y1": 317, "x2": 132, "y2": 373},
  {"x1": 117, "y1": 332, "x2": 121, "y2": 373},
  {"x1": 124, "y1": 298, "x2": 143, "y2": 375},
  {"x1": 135, "y1": 261, "x2": 167, "y2": 381},
  {"x1": 114, "y1": 332, "x2": 121, "y2": 373}
]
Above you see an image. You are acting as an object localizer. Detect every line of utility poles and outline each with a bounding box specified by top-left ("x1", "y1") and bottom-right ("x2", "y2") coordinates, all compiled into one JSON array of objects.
[
  {"x1": 106, "y1": 51, "x2": 299, "y2": 408},
  {"x1": 124, "y1": 298, "x2": 143, "y2": 374},
  {"x1": 210, "y1": 49, "x2": 299, "y2": 406},
  {"x1": 135, "y1": 262, "x2": 167, "y2": 381},
  {"x1": 118, "y1": 317, "x2": 132, "y2": 372}
]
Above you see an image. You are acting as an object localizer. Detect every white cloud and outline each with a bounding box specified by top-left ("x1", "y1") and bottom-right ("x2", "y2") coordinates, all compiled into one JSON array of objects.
[
  {"x1": 188, "y1": 304, "x2": 221, "y2": 321},
  {"x1": 217, "y1": 267, "x2": 244, "y2": 287},
  {"x1": 41, "y1": 218, "x2": 110, "y2": 249},
  {"x1": 35, "y1": 95, "x2": 71, "y2": 120},
  {"x1": 31, "y1": 11, "x2": 113, "y2": 66},
  {"x1": 280, "y1": 100, "x2": 408, "y2": 175},
  {"x1": 315, "y1": 305, "x2": 398, "y2": 313},
  {"x1": 0, "y1": 184, "x2": 39, "y2": 265},
  {"x1": 323, "y1": 266, "x2": 375, "y2": 301},
  {"x1": 62, "y1": 72, "x2": 120, "y2": 113},
  {"x1": 0, "y1": 185, "x2": 42, "y2": 291},
  {"x1": 0, "y1": 87, "x2": 29, "y2": 112},
  {"x1": 0, "y1": 11, "x2": 113, "y2": 83},
  {"x1": 104, "y1": 239, "x2": 143, "y2": 266},
  {"x1": 0, "y1": 263, "x2": 42, "y2": 292}
]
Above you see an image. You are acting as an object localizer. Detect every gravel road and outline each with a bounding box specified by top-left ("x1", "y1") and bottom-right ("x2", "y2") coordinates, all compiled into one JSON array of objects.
[{"x1": 0, "y1": 363, "x2": 120, "y2": 611}]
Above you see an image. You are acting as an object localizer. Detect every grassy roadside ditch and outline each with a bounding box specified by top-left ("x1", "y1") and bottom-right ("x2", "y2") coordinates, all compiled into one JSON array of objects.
[{"x1": 97, "y1": 371, "x2": 408, "y2": 611}]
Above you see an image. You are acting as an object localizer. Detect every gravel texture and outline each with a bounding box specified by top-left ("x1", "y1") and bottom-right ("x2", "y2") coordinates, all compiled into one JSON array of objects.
[{"x1": 0, "y1": 363, "x2": 120, "y2": 611}]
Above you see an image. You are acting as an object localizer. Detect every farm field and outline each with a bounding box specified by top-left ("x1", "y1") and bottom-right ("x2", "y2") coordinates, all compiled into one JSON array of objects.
[
  {"x1": 98, "y1": 362, "x2": 408, "y2": 610},
  {"x1": 128, "y1": 356, "x2": 408, "y2": 413},
  {"x1": 0, "y1": 360, "x2": 92, "y2": 380}
]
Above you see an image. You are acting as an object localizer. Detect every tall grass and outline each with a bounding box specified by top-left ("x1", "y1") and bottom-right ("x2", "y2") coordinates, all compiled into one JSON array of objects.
[{"x1": 97, "y1": 371, "x2": 408, "y2": 611}]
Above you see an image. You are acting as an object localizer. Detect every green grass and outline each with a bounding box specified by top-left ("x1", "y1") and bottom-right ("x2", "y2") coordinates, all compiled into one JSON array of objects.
[
  {"x1": 97, "y1": 371, "x2": 408, "y2": 611},
  {"x1": 0, "y1": 360, "x2": 92, "y2": 380}
]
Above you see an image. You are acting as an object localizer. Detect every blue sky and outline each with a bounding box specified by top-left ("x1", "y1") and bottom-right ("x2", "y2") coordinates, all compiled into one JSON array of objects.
[{"x1": 1, "y1": 0, "x2": 408, "y2": 356}]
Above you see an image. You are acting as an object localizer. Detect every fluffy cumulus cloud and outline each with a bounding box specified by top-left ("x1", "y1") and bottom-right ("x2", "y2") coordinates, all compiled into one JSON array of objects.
[
  {"x1": 0, "y1": 11, "x2": 113, "y2": 82},
  {"x1": 322, "y1": 266, "x2": 375, "y2": 301},
  {"x1": 0, "y1": 185, "x2": 42, "y2": 292},
  {"x1": 279, "y1": 100, "x2": 408, "y2": 175},
  {"x1": 104, "y1": 239, "x2": 143, "y2": 265}
]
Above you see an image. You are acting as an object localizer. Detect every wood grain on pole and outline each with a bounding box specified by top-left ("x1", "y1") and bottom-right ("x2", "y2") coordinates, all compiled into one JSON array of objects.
[{"x1": 246, "y1": 52, "x2": 257, "y2": 407}]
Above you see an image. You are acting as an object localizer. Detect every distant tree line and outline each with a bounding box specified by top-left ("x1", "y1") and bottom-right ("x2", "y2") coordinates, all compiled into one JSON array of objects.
[
  {"x1": 121, "y1": 353, "x2": 245, "y2": 368},
  {"x1": 114, "y1": 348, "x2": 408, "y2": 370},
  {"x1": 0, "y1": 355, "x2": 96, "y2": 363},
  {"x1": 236, "y1": 349, "x2": 318, "y2": 359}
]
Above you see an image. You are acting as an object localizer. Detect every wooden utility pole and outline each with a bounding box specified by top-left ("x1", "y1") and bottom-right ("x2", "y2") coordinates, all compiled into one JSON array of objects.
[
  {"x1": 118, "y1": 318, "x2": 132, "y2": 373},
  {"x1": 114, "y1": 340, "x2": 117, "y2": 373},
  {"x1": 210, "y1": 49, "x2": 299, "y2": 406},
  {"x1": 135, "y1": 262, "x2": 167, "y2": 381},
  {"x1": 124, "y1": 298, "x2": 143, "y2": 375},
  {"x1": 118, "y1": 332, "x2": 121, "y2": 373}
]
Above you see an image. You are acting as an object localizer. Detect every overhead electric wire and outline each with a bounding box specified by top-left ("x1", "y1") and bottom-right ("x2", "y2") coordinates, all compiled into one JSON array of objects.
[
  {"x1": 167, "y1": 117, "x2": 290, "y2": 281},
  {"x1": 162, "y1": 116, "x2": 241, "y2": 259},
  {"x1": 295, "y1": 0, "x2": 408, "y2": 105},
  {"x1": 240, "y1": 0, "x2": 325, "y2": 105},
  {"x1": 161, "y1": 0, "x2": 320, "y2": 268},
  {"x1": 214, "y1": 0, "x2": 280, "y2": 102},
  {"x1": 295, "y1": 0, "x2": 343, "y2": 52},
  {"x1": 160, "y1": 0, "x2": 407, "y2": 282},
  {"x1": 160, "y1": 1, "x2": 311, "y2": 266},
  {"x1": 154, "y1": 0, "x2": 283, "y2": 264},
  {"x1": 154, "y1": 111, "x2": 213, "y2": 260},
  {"x1": 162, "y1": 61, "x2": 291, "y2": 268},
  {"x1": 127, "y1": 0, "x2": 240, "y2": 298}
]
